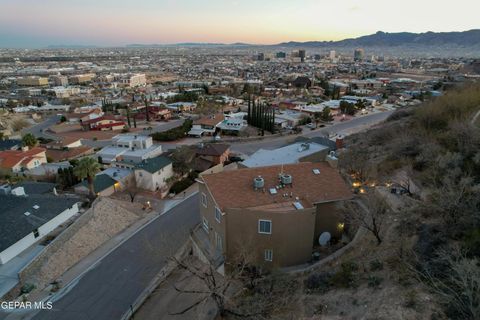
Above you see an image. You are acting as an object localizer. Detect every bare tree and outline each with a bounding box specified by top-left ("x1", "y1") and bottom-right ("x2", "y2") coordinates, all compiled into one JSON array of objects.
[
  {"x1": 428, "y1": 174, "x2": 480, "y2": 227},
  {"x1": 169, "y1": 256, "x2": 249, "y2": 318},
  {"x1": 125, "y1": 178, "x2": 139, "y2": 203},
  {"x1": 344, "y1": 194, "x2": 389, "y2": 245},
  {"x1": 411, "y1": 246, "x2": 480, "y2": 320}
]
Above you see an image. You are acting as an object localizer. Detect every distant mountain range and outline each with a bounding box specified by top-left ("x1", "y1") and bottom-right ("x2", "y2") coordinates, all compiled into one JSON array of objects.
[
  {"x1": 124, "y1": 30, "x2": 480, "y2": 48},
  {"x1": 276, "y1": 30, "x2": 480, "y2": 47}
]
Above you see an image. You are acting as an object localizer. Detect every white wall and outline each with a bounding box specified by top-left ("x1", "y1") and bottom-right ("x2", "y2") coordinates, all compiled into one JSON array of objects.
[
  {"x1": 0, "y1": 203, "x2": 79, "y2": 265},
  {"x1": 135, "y1": 163, "x2": 174, "y2": 192}
]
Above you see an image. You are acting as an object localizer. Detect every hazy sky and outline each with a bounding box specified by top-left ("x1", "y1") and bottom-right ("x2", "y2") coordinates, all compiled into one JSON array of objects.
[{"x1": 0, "y1": 0, "x2": 479, "y2": 47}]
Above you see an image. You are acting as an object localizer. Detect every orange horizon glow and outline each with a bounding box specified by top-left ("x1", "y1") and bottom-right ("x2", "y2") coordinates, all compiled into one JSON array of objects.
[{"x1": 0, "y1": 0, "x2": 478, "y2": 47}]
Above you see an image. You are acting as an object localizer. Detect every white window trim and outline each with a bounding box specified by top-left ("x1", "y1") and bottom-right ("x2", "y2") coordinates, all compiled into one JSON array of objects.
[
  {"x1": 201, "y1": 193, "x2": 208, "y2": 208},
  {"x1": 215, "y1": 206, "x2": 221, "y2": 223},
  {"x1": 264, "y1": 249, "x2": 273, "y2": 262},
  {"x1": 258, "y1": 219, "x2": 272, "y2": 234},
  {"x1": 202, "y1": 217, "x2": 209, "y2": 233}
]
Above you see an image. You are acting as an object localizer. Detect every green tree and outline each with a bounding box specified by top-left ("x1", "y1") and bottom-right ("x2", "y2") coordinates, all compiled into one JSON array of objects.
[
  {"x1": 22, "y1": 133, "x2": 37, "y2": 148},
  {"x1": 73, "y1": 157, "x2": 100, "y2": 199},
  {"x1": 340, "y1": 101, "x2": 356, "y2": 116},
  {"x1": 320, "y1": 107, "x2": 334, "y2": 122}
]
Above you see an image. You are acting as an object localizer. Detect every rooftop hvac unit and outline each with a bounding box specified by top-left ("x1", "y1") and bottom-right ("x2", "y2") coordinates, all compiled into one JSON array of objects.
[
  {"x1": 253, "y1": 176, "x2": 264, "y2": 189},
  {"x1": 280, "y1": 174, "x2": 292, "y2": 185}
]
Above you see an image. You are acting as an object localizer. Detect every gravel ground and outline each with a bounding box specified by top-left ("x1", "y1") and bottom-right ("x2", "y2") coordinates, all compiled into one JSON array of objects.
[{"x1": 34, "y1": 198, "x2": 141, "y2": 287}]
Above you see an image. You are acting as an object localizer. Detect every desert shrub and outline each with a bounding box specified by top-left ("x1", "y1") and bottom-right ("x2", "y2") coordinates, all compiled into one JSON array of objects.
[
  {"x1": 304, "y1": 272, "x2": 332, "y2": 293},
  {"x1": 462, "y1": 228, "x2": 480, "y2": 258},
  {"x1": 367, "y1": 275, "x2": 383, "y2": 288},
  {"x1": 386, "y1": 108, "x2": 414, "y2": 122},
  {"x1": 404, "y1": 290, "x2": 418, "y2": 308},
  {"x1": 369, "y1": 260, "x2": 384, "y2": 271},
  {"x1": 330, "y1": 261, "x2": 358, "y2": 288}
]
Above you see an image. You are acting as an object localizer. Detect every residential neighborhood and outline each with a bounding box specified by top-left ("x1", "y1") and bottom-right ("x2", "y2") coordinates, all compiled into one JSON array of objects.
[{"x1": 0, "y1": 7, "x2": 479, "y2": 319}]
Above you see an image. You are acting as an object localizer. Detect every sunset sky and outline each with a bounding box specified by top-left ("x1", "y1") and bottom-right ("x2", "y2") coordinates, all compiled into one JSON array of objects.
[{"x1": 0, "y1": 0, "x2": 478, "y2": 47}]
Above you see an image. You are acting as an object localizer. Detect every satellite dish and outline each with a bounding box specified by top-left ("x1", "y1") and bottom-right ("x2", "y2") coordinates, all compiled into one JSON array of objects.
[{"x1": 319, "y1": 232, "x2": 331, "y2": 247}]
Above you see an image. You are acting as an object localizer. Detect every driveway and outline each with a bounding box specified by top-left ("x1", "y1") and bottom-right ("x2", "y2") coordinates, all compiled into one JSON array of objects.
[{"x1": 28, "y1": 194, "x2": 200, "y2": 320}]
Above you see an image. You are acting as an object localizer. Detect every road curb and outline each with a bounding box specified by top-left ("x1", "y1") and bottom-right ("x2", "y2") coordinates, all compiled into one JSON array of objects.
[{"x1": 120, "y1": 241, "x2": 193, "y2": 320}]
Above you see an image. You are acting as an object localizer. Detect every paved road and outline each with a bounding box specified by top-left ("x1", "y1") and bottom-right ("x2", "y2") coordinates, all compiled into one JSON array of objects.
[
  {"x1": 21, "y1": 115, "x2": 61, "y2": 140},
  {"x1": 31, "y1": 194, "x2": 200, "y2": 320},
  {"x1": 231, "y1": 110, "x2": 394, "y2": 155}
]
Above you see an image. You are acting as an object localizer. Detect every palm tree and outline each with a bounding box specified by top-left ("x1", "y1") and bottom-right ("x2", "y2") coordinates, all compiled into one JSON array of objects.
[{"x1": 73, "y1": 157, "x2": 100, "y2": 200}]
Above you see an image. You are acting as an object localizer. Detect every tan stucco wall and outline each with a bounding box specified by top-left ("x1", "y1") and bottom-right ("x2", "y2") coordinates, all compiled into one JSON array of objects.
[
  {"x1": 198, "y1": 183, "x2": 226, "y2": 254},
  {"x1": 225, "y1": 207, "x2": 316, "y2": 269},
  {"x1": 314, "y1": 202, "x2": 344, "y2": 242}
]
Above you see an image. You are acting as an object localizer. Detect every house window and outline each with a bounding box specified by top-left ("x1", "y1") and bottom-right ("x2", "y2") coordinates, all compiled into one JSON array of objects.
[
  {"x1": 264, "y1": 249, "x2": 273, "y2": 262},
  {"x1": 202, "y1": 217, "x2": 209, "y2": 233},
  {"x1": 201, "y1": 193, "x2": 208, "y2": 208},
  {"x1": 33, "y1": 229, "x2": 40, "y2": 238},
  {"x1": 215, "y1": 207, "x2": 221, "y2": 223},
  {"x1": 258, "y1": 220, "x2": 272, "y2": 234},
  {"x1": 215, "y1": 232, "x2": 223, "y2": 251}
]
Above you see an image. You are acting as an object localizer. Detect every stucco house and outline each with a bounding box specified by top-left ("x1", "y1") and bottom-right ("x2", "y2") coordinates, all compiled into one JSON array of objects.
[
  {"x1": 0, "y1": 147, "x2": 47, "y2": 174},
  {"x1": 134, "y1": 156, "x2": 174, "y2": 192},
  {"x1": 194, "y1": 162, "x2": 353, "y2": 271}
]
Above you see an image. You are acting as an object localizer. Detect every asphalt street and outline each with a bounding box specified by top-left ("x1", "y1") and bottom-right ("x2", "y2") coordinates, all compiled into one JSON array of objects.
[
  {"x1": 231, "y1": 110, "x2": 394, "y2": 155},
  {"x1": 30, "y1": 193, "x2": 200, "y2": 320},
  {"x1": 21, "y1": 115, "x2": 61, "y2": 140}
]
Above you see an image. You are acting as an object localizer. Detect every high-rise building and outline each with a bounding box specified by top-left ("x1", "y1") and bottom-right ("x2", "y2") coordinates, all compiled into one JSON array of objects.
[
  {"x1": 276, "y1": 51, "x2": 286, "y2": 59},
  {"x1": 257, "y1": 53, "x2": 265, "y2": 61},
  {"x1": 354, "y1": 48, "x2": 365, "y2": 62},
  {"x1": 329, "y1": 50, "x2": 336, "y2": 60},
  {"x1": 299, "y1": 49, "x2": 306, "y2": 62}
]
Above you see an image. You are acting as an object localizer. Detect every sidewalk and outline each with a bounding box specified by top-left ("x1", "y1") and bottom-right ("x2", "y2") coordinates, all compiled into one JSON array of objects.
[{"x1": 0, "y1": 246, "x2": 44, "y2": 299}]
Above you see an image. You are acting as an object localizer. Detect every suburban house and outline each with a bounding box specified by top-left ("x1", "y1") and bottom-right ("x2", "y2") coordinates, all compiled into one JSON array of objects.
[
  {"x1": 44, "y1": 137, "x2": 94, "y2": 162},
  {"x1": 0, "y1": 183, "x2": 80, "y2": 265},
  {"x1": 194, "y1": 162, "x2": 353, "y2": 270},
  {"x1": 134, "y1": 156, "x2": 174, "y2": 192},
  {"x1": 74, "y1": 173, "x2": 121, "y2": 197},
  {"x1": 188, "y1": 113, "x2": 224, "y2": 137},
  {"x1": 195, "y1": 143, "x2": 231, "y2": 172},
  {"x1": 0, "y1": 147, "x2": 47, "y2": 173},
  {"x1": 97, "y1": 134, "x2": 163, "y2": 164},
  {"x1": 66, "y1": 107, "x2": 104, "y2": 124},
  {"x1": 240, "y1": 142, "x2": 329, "y2": 168},
  {"x1": 80, "y1": 115, "x2": 126, "y2": 131},
  {"x1": 216, "y1": 116, "x2": 247, "y2": 135},
  {"x1": 133, "y1": 106, "x2": 172, "y2": 121},
  {"x1": 165, "y1": 102, "x2": 196, "y2": 113}
]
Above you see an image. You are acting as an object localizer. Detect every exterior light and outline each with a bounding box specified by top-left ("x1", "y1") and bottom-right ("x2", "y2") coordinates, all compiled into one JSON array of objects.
[{"x1": 337, "y1": 222, "x2": 345, "y2": 231}]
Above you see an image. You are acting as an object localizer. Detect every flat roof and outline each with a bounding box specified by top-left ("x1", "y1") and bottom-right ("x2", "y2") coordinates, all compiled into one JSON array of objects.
[{"x1": 242, "y1": 142, "x2": 328, "y2": 168}]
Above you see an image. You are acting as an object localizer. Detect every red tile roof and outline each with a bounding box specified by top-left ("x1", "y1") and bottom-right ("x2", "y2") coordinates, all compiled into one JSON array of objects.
[{"x1": 0, "y1": 147, "x2": 46, "y2": 169}]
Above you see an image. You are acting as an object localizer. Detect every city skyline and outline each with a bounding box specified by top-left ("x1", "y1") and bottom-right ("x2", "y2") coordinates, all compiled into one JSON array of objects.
[{"x1": 1, "y1": 0, "x2": 479, "y2": 48}]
